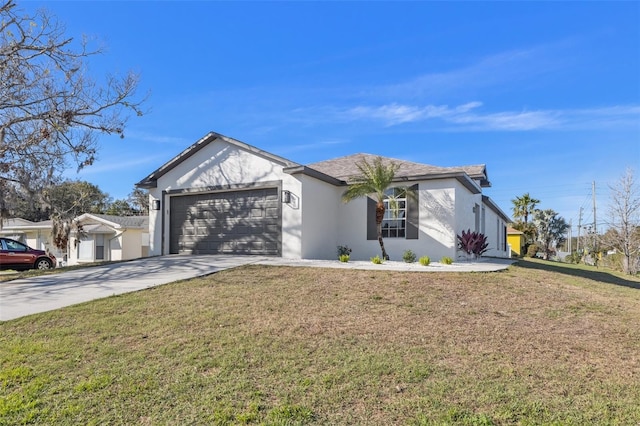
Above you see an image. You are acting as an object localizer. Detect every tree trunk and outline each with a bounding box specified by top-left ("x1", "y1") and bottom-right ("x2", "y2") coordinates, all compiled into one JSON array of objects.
[
  {"x1": 376, "y1": 202, "x2": 389, "y2": 260},
  {"x1": 623, "y1": 255, "x2": 630, "y2": 275}
]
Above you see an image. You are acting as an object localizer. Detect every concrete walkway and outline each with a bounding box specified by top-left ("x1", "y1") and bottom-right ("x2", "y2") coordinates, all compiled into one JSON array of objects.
[
  {"x1": 1, "y1": 255, "x2": 515, "y2": 322},
  {"x1": 0, "y1": 255, "x2": 265, "y2": 321}
]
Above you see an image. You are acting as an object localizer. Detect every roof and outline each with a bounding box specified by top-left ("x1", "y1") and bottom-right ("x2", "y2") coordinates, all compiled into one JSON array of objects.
[
  {"x1": 0, "y1": 218, "x2": 53, "y2": 231},
  {"x1": 507, "y1": 227, "x2": 524, "y2": 235},
  {"x1": 291, "y1": 153, "x2": 488, "y2": 194},
  {"x1": 75, "y1": 213, "x2": 149, "y2": 229},
  {"x1": 482, "y1": 195, "x2": 512, "y2": 223},
  {"x1": 136, "y1": 132, "x2": 300, "y2": 189},
  {"x1": 307, "y1": 153, "x2": 489, "y2": 184}
]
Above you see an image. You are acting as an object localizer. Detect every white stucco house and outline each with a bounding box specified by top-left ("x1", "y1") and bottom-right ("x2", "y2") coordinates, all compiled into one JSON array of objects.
[
  {"x1": 136, "y1": 132, "x2": 511, "y2": 261},
  {"x1": 67, "y1": 213, "x2": 149, "y2": 266},
  {"x1": 0, "y1": 218, "x2": 65, "y2": 264}
]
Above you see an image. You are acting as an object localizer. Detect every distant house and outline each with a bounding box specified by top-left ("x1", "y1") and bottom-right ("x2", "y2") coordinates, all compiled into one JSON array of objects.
[
  {"x1": 67, "y1": 214, "x2": 149, "y2": 266},
  {"x1": 0, "y1": 218, "x2": 64, "y2": 265},
  {"x1": 136, "y1": 132, "x2": 511, "y2": 261},
  {"x1": 507, "y1": 227, "x2": 525, "y2": 257}
]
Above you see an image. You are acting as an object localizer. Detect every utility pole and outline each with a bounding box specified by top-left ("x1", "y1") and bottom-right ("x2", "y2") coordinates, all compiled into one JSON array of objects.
[
  {"x1": 592, "y1": 181, "x2": 597, "y2": 235},
  {"x1": 568, "y1": 219, "x2": 572, "y2": 252},
  {"x1": 592, "y1": 181, "x2": 598, "y2": 265},
  {"x1": 577, "y1": 207, "x2": 583, "y2": 254}
]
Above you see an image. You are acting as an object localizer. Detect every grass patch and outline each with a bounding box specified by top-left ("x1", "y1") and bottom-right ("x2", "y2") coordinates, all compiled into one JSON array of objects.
[{"x1": 1, "y1": 260, "x2": 639, "y2": 424}]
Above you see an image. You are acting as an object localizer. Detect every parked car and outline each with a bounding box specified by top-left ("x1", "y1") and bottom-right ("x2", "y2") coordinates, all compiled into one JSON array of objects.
[{"x1": 0, "y1": 237, "x2": 56, "y2": 270}]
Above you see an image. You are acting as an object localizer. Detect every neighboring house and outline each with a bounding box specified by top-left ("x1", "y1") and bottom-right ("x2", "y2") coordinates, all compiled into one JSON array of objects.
[
  {"x1": 67, "y1": 214, "x2": 149, "y2": 266},
  {"x1": 0, "y1": 218, "x2": 65, "y2": 265},
  {"x1": 507, "y1": 227, "x2": 525, "y2": 257},
  {"x1": 136, "y1": 132, "x2": 511, "y2": 261}
]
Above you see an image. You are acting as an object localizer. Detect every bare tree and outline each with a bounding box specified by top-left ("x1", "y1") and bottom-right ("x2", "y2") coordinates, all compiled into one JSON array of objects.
[
  {"x1": 128, "y1": 187, "x2": 149, "y2": 215},
  {"x1": 0, "y1": 1, "x2": 144, "y2": 219},
  {"x1": 602, "y1": 168, "x2": 640, "y2": 274},
  {"x1": 44, "y1": 180, "x2": 110, "y2": 251}
]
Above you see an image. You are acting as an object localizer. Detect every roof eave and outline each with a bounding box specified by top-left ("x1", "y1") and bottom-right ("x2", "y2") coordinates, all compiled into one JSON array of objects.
[
  {"x1": 395, "y1": 172, "x2": 482, "y2": 194},
  {"x1": 482, "y1": 195, "x2": 512, "y2": 222},
  {"x1": 75, "y1": 213, "x2": 122, "y2": 229},
  {"x1": 283, "y1": 165, "x2": 346, "y2": 186}
]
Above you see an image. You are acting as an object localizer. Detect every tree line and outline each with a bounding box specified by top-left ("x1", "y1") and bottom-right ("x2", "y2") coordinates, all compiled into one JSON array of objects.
[{"x1": 511, "y1": 169, "x2": 639, "y2": 275}]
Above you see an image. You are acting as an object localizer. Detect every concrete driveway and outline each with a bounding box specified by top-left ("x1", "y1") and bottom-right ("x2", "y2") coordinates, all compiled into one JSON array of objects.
[{"x1": 0, "y1": 255, "x2": 265, "y2": 321}]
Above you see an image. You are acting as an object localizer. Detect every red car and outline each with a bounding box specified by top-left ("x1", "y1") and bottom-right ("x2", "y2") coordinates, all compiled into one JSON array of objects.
[{"x1": 0, "y1": 237, "x2": 57, "y2": 270}]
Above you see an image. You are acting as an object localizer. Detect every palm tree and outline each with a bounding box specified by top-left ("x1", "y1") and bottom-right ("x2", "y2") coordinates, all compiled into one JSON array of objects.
[
  {"x1": 342, "y1": 156, "x2": 413, "y2": 261},
  {"x1": 533, "y1": 209, "x2": 569, "y2": 260},
  {"x1": 511, "y1": 193, "x2": 540, "y2": 224}
]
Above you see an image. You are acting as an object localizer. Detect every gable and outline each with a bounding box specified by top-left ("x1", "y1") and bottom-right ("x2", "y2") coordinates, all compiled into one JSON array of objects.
[
  {"x1": 136, "y1": 132, "x2": 299, "y2": 189},
  {"x1": 75, "y1": 213, "x2": 148, "y2": 229}
]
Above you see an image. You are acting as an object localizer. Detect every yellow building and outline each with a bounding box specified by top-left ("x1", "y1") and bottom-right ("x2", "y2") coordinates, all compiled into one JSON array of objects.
[{"x1": 507, "y1": 227, "x2": 525, "y2": 257}]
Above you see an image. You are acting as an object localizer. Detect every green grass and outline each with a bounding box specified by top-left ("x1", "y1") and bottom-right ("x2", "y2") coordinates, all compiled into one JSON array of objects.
[{"x1": 1, "y1": 258, "x2": 639, "y2": 424}]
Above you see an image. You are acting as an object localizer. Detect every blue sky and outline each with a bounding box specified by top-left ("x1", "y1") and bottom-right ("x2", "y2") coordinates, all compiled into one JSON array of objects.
[{"x1": 23, "y1": 1, "x2": 640, "y2": 231}]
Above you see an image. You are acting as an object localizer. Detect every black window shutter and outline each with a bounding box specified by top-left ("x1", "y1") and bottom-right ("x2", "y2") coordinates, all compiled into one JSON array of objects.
[
  {"x1": 406, "y1": 184, "x2": 419, "y2": 239},
  {"x1": 367, "y1": 197, "x2": 377, "y2": 240}
]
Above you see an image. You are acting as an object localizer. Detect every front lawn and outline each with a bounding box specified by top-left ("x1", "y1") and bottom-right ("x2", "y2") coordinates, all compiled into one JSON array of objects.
[{"x1": 1, "y1": 259, "x2": 639, "y2": 424}]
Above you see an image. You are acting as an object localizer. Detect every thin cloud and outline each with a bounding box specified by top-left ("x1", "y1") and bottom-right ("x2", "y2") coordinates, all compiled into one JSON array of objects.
[
  {"x1": 376, "y1": 42, "x2": 573, "y2": 100},
  {"x1": 341, "y1": 102, "x2": 639, "y2": 131}
]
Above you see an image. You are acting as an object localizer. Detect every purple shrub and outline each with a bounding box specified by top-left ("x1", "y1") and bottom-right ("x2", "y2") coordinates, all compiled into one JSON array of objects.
[{"x1": 457, "y1": 229, "x2": 489, "y2": 257}]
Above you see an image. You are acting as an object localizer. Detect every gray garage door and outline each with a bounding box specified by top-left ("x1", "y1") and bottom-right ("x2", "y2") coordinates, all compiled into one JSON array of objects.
[{"x1": 169, "y1": 188, "x2": 281, "y2": 255}]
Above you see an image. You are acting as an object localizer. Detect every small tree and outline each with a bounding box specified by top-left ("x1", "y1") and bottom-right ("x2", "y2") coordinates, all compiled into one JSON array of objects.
[
  {"x1": 602, "y1": 168, "x2": 640, "y2": 274},
  {"x1": 342, "y1": 156, "x2": 414, "y2": 261},
  {"x1": 533, "y1": 209, "x2": 569, "y2": 260}
]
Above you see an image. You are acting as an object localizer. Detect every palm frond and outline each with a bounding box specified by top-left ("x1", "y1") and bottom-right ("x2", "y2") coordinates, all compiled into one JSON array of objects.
[{"x1": 342, "y1": 156, "x2": 400, "y2": 203}]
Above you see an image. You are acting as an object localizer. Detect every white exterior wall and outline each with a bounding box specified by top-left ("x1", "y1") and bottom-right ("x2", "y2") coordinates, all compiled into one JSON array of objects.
[
  {"x1": 121, "y1": 230, "x2": 144, "y2": 260},
  {"x1": 298, "y1": 175, "x2": 340, "y2": 260},
  {"x1": 335, "y1": 197, "x2": 372, "y2": 260},
  {"x1": 454, "y1": 182, "x2": 483, "y2": 260},
  {"x1": 335, "y1": 179, "x2": 462, "y2": 262},
  {"x1": 415, "y1": 181, "x2": 458, "y2": 261},
  {"x1": 67, "y1": 229, "x2": 146, "y2": 265},
  {"x1": 147, "y1": 139, "x2": 303, "y2": 258},
  {"x1": 483, "y1": 205, "x2": 509, "y2": 258}
]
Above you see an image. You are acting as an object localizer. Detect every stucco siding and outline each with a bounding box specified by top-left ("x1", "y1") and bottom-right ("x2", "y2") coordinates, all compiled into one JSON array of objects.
[
  {"x1": 483, "y1": 206, "x2": 509, "y2": 258},
  {"x1": 335, "y1": 180, "x2": 461, "y2": 262},
  {"x1": 297, "y1": 175, "x2": 340, "y2": 260},
  {"x1": 122, "y1": 230, "x2": 143, "y2": 260},
  {"x1": 148, "y1": 139, "x2": 303, "y2": 257}
]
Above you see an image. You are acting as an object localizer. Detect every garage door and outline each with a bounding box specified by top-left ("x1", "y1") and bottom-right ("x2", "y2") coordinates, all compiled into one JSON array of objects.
[{"x1": 169, "y1": 188, "x2": 281, "y2": 255}]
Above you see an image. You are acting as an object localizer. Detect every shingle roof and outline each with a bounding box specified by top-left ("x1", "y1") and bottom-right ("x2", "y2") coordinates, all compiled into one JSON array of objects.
[
  {"x1": 306, "y1": 153, "x2": 491, "y2": 187},
  {"x1": 0, "y1": 218, "x2": 52, "y2": 230},
  {"x1": 80, "y1": 214, "x2": 149, "y2": 229}
]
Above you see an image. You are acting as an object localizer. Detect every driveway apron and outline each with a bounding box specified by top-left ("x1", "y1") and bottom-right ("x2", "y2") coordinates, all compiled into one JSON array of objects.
[{"x1": 0, "y1": 255, "x2": 263, "y2": 321}]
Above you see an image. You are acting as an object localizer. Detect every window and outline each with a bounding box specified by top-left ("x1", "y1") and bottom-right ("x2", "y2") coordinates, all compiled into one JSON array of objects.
[
  {"x1": 95, "y1": 234, "x2": 105, "y2": 260},
  {"x1": 382, "y1": 189, "x2": 406, "y2": 238},
  {"x1": 4, "y1": 239, "x2": 27, "y2": 252},
  {"x1": 474, "y1": 203, "x2": 480, "y2": 232}
]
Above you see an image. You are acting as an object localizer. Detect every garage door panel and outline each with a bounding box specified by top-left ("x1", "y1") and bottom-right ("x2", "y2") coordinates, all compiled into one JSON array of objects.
[{"x1": 170, "y1": 187, "x2": 281, "y2": 255}]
